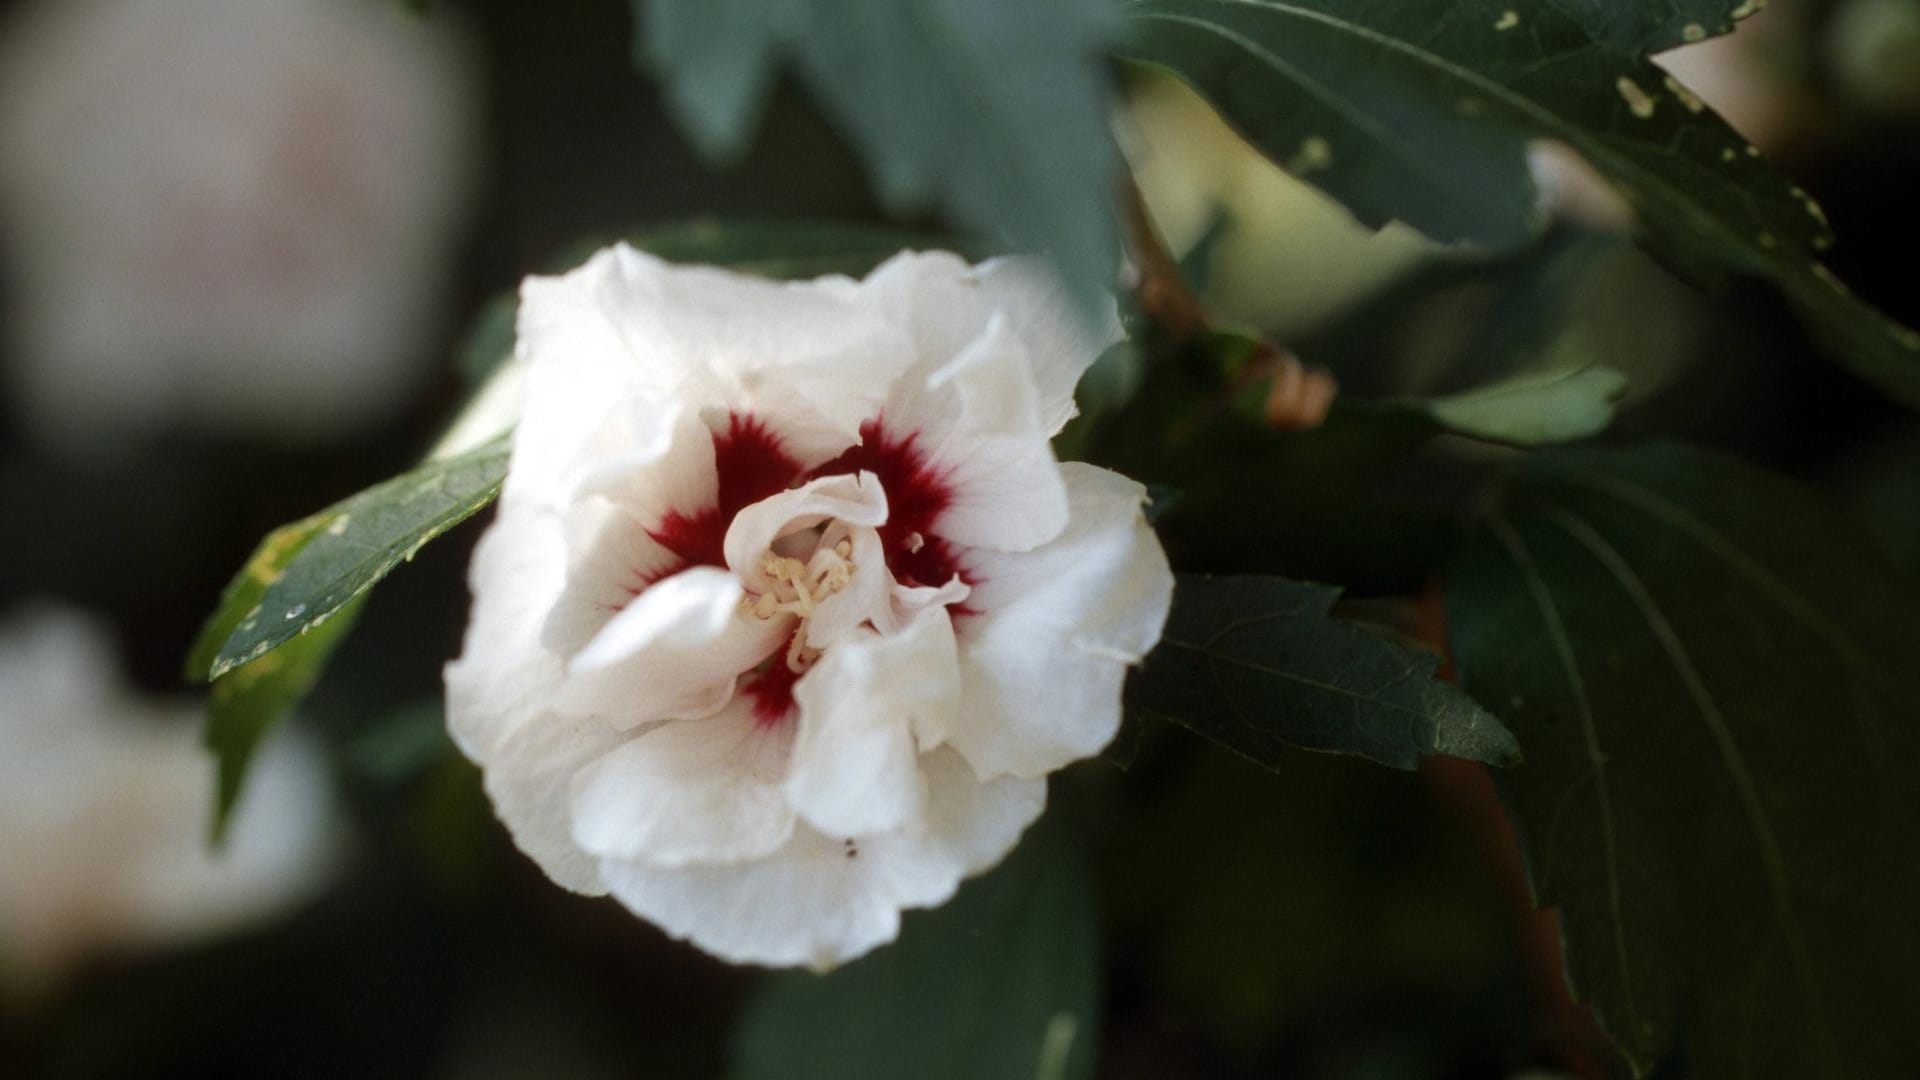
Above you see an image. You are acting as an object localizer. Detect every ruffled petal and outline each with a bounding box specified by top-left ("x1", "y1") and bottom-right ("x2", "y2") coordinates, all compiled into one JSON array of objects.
[
  {"x1": 910, "y1": 314, "x2": 1071, "y2": 553},
  {"x1": 566, "y1": 396, "x2": 719, "y2": 531},
  {"x1": 888, "y1": 575, "x2": 972, "y2": 634},
  {"x1": 804, "y1": 522, "x2": 892, "y2": 646},
  {"x1": 948, "y1": 463, "x2": 1174, "y2": 778},
  {"x1": 785, "y1": 610, "x2": 961, "y2": 837},
  {"x1": 721, "y1": 471, "x2": 889, "y2": 577},
  {"x1": 864, "y1": 749, "x2": 1045, "y2": 912},
  {"x1": 569, "y1": 698, "x2": 796, "y2": 867},
  {"x1": 597, "y1": 748, "x2": 1044, "y2": 968},
  {"x1": 523, "y1": 245, "x2": 917, "y2": 468},
  {"x1": 541, "y1": 496, "x2": 684, "y2": 658},
  {"x1": 509, "y1": 254, "x2": 658, "y2": 502},
  {"x1": 444, "y1": 505, "x2": 570, "y2": 760},
  {"x1": 967, "y1": 256, "x2": 1124, "y2": 434},
  {"x1": 864, "y1": 250, "x2": 1121, "y2": 436},
  {"x1": 553, "y1": 567, "x2": 785, "y2": 728},
  {"x1": 481, "y1": 713, "x2": 625, "y2": 896}
]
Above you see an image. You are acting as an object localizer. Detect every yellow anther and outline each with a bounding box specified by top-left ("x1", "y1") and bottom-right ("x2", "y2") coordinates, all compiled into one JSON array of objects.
[
  {"x1": 785, "y1": 631, "x2": 813, "y2": 674},
  {"x1": 747, "y1": 541, "x2": 860, "y2": 673}
]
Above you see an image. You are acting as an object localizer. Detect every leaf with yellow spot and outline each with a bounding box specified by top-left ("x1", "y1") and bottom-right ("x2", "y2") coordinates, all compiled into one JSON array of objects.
[{"x1": 1117, "y1": 0, "x2": 1920, "y2": 409}]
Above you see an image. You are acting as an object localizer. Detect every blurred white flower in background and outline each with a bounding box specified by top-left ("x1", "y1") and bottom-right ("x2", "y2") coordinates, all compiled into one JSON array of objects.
[
  {"x1": 0, "y1": 606, "x2": 343, "y2": 995},
  {"x1": 447, "y1": 248, "x2": 1173, "y2": 968},
  {"x1": 0, "y1": 0, "x2": 478, "y2": 454}
]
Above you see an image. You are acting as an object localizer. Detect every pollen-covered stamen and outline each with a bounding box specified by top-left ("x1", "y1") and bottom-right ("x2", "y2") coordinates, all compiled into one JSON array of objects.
[{"x1": 745, "y1": 539, "x2": 857, "y2": 672}]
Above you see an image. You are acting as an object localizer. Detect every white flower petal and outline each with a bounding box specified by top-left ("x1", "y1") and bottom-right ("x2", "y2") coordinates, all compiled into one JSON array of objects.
[
  {"x1": 525, "y1": 245, "x2": 915, "y2": 467},
  {"x1": 602, "y1": 827, "x2": 898, "y2": 970},
  {"x1": 540, "y1": 496, "x2": 683, "y2": 658},
  {"x1": 444, "y1": 506, "x2": 570, "y2": 760},
  {"x1": 563, "y1": 394, "x2": 714, "y2": 522},
  {"x1": 866, "y1": 750, "x2": 1046, "y2": 911},
  {"x1": 572, "y1": 566, "x2": 742, "y2": 664},
  {"x1": 481, "y1": 713, "x2": 624, "y2": 896},
  {"x1": 968, "y1": 257, "x2": 1124, "y2": 433},
  {"x1": 911, "y1": 314, "x2": 1071, "y2": 553},
  {"x1": 553, "y1": 567, "x2": 785, "y2": 728},
  {"x1": 949, "y1": 463, "x2": 1175, "y2": 778},
  {"x1": 721, "y1": 471, "x2": 889, "y2": 578},
  {"x1": 805, "y1": 522, "x2": 893, "y2": 646},
  {"x1": 786, "y1": 610, "x2": 962, "y2": 837},
  {"x1": 0, "y1": 0, "x2": 477, "y2": 454},
  {"x1": 865, "y1": 250, "x2": 1121, "y2": 436},
  {"x1": 510, "y1": 252, "x2": 657, "y2": 501},
  {"x1": 570, "y1": 699, "x2": 795, "y2": 867},
  {"x1": 889, "y1": 576, "x2": 973, "y2": 633},
  {"x1": 598, "y1": 748, "x2": 1044, "y2": 968}
]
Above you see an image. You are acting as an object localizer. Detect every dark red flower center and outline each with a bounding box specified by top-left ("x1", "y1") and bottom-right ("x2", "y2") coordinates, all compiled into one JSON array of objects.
[
  {"x1": 639, "y1": 412, "x2": 974, "y2": 726},
  {"x1": 646, "y1": 412, "x2": 803, "y2": 574},
  {"x1": 740, "y1": 656, "x2": 806, "y2": 727},
  {"x1": 807, "y1": 419, "x2": 972, "y2": 593}
]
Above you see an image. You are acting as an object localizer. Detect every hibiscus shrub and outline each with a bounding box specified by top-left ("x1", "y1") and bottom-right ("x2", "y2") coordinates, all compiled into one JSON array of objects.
[{"x1": 168, "y1": 1, "x2": 1920, "y2": 1079}]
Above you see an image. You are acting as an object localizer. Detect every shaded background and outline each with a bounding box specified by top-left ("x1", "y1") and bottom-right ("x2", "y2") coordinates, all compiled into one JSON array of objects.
[{"x1": 0, "y1": 0, "x2": 1915, "y2": 1077}]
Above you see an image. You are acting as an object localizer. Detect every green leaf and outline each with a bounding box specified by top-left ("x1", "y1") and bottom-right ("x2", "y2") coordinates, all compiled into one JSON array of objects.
[
  {"x1": 624, "y1": 217, "x2": 974, "y2": 280},
  {"x1": 634, "y1": 0, "x2": 1122, "y2": 319},
  {"x1": 1446, "y1": 443, "x2": 1920, "y2": 1078},
  {"x1": 729, "y1": 809, "x2": 1100, "y2": 1080},
  {"x1": 349, "y1": 700, "x2": 454, "y2": 786},
  {"x1": 190, "y1": 436, "x2": 510, "y2": 684},
  {"x1": 1544, "y1": 0, "x2": 1753, "y2": 53},
  {"x1": 185, "y1": 439, "x2": 506, "y2": 839},
  {"x1": 1116, "y1": 0, "x2": 1920, "y2": 409},
  {"x1": 204, "y1": 594, "x2": 365, "y2": 841},
  {"x1": 1084, "y1": 334, "x2": 1450, "y2": 590},
  {"x1": 634, "y1": 0, "x2": 798, "y2": 163},
  {"x1": 1053, "y1": 340, "x2": 1146, "y2": 461},
  {"x1": 1423, "y1": 362, "x2": 1627, "y2": 444},
  {"x1": 1127, "y1": 574, "x2": 1519, "y2": 770},
  {"x1": 1112, "y1": 742, "x2": 1514, "y2": 1054},
  {"x1": 455, "y1": 293, "x2": 518, "y2": 386},
  {"x1": 185, "y1": 509, "x2": 331, "y2": 684},
  {"x1": 1356, "y1": 360, "x2": 1629, "y2": 447},
  {"x1": 184, "y1": 497, "x2": 350, "y2": 843}
]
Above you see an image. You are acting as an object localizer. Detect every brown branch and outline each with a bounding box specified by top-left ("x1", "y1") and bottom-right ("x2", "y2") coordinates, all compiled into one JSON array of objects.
[
  {"x1": 1120, "y1": 179, "x2": 1339, "y2": 431},
  {"x1": 1412, "y1": 583, "x2": 1618, "y2": 1080}
]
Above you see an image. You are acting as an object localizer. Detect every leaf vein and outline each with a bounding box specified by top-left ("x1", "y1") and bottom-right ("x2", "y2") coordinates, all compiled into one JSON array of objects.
[
  {"x1": 1487, "y1": 507, "x2": 1639, "y2": 1033},
  {"x1": 1541, "y1": 502, "x2": 1834, "y2": 1069}
]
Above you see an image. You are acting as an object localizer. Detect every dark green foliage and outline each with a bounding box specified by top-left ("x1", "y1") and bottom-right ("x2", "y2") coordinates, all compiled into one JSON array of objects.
[
  {"x1": 1129, "y1": 574, "x2": 1519, "y2": 770},
  {"x1": 1448, "y1": 443, "x2": 1920, "y2": 1077},
  {"x1": 635, "y1": 0, "x2": 1122, "y2": 320},
  {"x1": 1117, "y1": 0, "x2": 1920, "y2": 408}
]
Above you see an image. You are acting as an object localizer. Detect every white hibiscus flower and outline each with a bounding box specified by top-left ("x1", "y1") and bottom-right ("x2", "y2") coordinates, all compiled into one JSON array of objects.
[
  {"x1": 445, "y1": 246, "x2": 1173, "y2": 969},
  {"x1": 0, "y1": 0, "x2": 476, "y2": 453}
]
